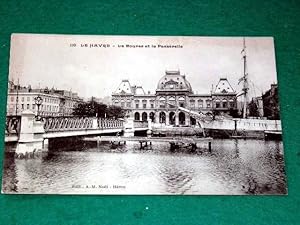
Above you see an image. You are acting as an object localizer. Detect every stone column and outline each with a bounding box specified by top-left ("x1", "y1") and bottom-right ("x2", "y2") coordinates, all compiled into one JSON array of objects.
[
  {"x1": 186, "y1": 114, "x2": 190, "y2": 126},
  {"x1": 155, "y1": 111, "x2": 159, "y2": 124},
  {"x1": 165, "y1": 111, "x2": 169, "y2": 126},
  {"x1": 15, "y1": 110, "x2": 45, "y2": 158},
  {"x1": 124, "y1": 117, "x2": 135, "y2": 137},
  {"x1": 175, "y1": 111, "x2": 179, "y2": 126}
]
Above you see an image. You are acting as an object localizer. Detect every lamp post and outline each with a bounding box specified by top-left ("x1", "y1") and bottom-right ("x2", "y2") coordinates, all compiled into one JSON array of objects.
[{"x1": 34, "y1": 94, "x2": 43, "y2": 120}]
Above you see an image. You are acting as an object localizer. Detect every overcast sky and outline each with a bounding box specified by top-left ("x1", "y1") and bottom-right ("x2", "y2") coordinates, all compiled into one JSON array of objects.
[{"x1": 9, "y1": 34, "x2": 278, "y2": 99}]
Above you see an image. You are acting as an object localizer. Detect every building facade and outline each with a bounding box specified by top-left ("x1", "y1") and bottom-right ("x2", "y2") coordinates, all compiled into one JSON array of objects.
[
  {"x1": 7, "y1": 81, "x2": 84, "y2": 117},
  {"x1": 262, "y1": 84, "x2": 280, "y2": 120},
  {"x1": 112, "y1": 70, "x2": 237, "y2": 126}
]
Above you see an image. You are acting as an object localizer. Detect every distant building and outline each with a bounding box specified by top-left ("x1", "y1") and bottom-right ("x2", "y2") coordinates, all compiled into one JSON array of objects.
[
  {"x1": 112, "y1": 70, "x2": 237, "y2": 126},
  {"x1": 262, "y1": 84, "x2": 280, "y2": 120},
  {"x1": 85, "y1": 96, "x2": 112, "y2": 106},
  {"x1": 86, "y1": 96, "x2": 103, "y2": 104},
  {"x1": 212, "y1": 78, "x2": 237, "y2": 115},
  {"x1": 248, "y1": 96, "x2": 264, "y2": 118},
  {"x1": 7, "y1": 81, "x2": 84, "y2": 117}
]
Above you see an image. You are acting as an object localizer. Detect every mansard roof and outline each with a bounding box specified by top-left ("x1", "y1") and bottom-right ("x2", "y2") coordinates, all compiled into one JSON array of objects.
[
  {"x1": 113, "y1": 79, "x2": 134, "y2": 95},
  {"x1": 134, "y1": 86, "x2": 145, "y2": 95},
  {"x1": 213, "y1": 78, "x2": 235, "y2": 94}
]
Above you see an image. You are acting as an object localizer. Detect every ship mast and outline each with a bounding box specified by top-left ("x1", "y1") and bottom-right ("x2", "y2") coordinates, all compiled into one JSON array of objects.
[
  {"x1": 15, "y1": 78, "x2": 19, "y2": 116},
  {"x1": 241, "y1": 37, "x2": 249, "y2": 118}
]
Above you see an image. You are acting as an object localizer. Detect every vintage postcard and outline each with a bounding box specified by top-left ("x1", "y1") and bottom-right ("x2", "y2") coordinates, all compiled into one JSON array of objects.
[{"x1": 2, "y1": 34, "x2": 286, "y2": 195}]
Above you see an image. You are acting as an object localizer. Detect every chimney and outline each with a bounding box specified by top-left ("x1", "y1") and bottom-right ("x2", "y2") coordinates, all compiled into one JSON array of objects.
[{"x1": 131, "y1": 85, "x2": 137, "y2": 94}]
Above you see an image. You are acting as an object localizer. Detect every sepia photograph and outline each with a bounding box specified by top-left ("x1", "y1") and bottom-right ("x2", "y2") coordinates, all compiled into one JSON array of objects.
[{"x1": 2, "y1": 34, "x2": 286, "y2": 195}]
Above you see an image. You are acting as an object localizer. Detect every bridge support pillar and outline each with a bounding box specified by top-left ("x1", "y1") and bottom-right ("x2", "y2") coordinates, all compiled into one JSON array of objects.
[
  {"x1": 92, "y1": 118, "x2": 98, "y2": 129},
  {"x1": 124, "y1": 118, "x2": 135, "y2": 137},
  {"x1": 43, "y1": 138, "x2": 49, "y2": 151},
  {"x1": 15, "y1": 110, "x2": 46, "y2": 158},
  {"x1": 147, "y1": 119, "x2": 152, "y2": 137}
]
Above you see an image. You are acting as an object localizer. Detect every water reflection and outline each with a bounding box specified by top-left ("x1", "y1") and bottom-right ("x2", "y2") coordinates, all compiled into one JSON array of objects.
[{"x1": 2, "y1": 139, "x2": 287, "y2": 195}]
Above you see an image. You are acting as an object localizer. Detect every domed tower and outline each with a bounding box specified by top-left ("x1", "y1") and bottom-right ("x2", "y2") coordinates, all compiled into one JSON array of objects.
[
  {"x1": 155, "y1": 70, "x2": 193, "y2": 126},
  {"x1": 156, "y1": 70, "x2": 193, "y2": 94}
]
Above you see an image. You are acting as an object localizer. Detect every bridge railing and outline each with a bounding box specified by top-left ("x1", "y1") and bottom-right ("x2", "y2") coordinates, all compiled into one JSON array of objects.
[
  {"x1": 6, "y1": 115, "x2": 142, "y2": 134},
  {"x1": 44, "y1": 117, "x2": 94, "y2": 132},
  {"x1": 97, "y1": 118, "x2": 124, "y2": 129},
  {"x1": 5, "y1": 116, "x2": 21, "y2": 135},
  {"x1": 134, "y1": 120, "x2": 148, "y2": 128},
  {"x1": 43, "y1": 117, "x2": 124, "y2": 132}
]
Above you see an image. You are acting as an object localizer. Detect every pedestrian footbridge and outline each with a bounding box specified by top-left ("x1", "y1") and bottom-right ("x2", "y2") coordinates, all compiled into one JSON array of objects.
[{"x1": 5, "y1": 110, "x2": 151, "y2": 157}]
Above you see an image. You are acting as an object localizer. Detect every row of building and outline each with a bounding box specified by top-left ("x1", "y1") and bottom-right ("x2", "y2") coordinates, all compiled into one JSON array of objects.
[
  {"x1": 6, "y1": 81, "x2": 84, "y2": 117},
  {"x1": 7, "y1": 70, "x2": 278, "y2": 124},
  {"x1": 111, "y1": 70, "x2": 238, "y2": 126}
]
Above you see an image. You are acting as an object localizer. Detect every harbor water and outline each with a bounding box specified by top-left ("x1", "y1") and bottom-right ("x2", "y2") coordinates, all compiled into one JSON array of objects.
[{"x1": 2, "y1": 139, "x2": 286, "y2": 195}]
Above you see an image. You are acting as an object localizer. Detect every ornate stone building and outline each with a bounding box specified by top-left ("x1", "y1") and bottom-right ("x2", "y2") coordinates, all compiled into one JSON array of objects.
[{"x1": 112, "y1": 70, "x2": 237, "y2": 126}]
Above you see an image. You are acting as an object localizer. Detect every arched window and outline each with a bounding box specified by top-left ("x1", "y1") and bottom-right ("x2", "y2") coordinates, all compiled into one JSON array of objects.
[
  {"x1": 190, "y1": 116, "x2": 196, "y2": 125},
  {"x1": 169, "y1": 112, "x2": 175, "y2": 125},
  {"x1": 142, "y1": 112, "x2": 148, "y2": 121},
  {"x1": 149, "y1": 112, "x2": 155, "y2": 122},
  {"x1": 159, "y1": 112, "x2": 166, "y2": 124},
  {"x1": 179, "y1": 112, "x2": 185, "y2": 125},
  {"x1": 134, "y1": 112, "x2": 140, "y2": 121}
]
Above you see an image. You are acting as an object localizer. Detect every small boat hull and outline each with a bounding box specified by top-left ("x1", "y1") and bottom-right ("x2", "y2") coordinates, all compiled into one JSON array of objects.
[
  {"x1": 264, "y1": 131, "x2": 282, "y2": 141},
  {"x1": 204, "y1": 128, "x2": 264, "y2": 139}
]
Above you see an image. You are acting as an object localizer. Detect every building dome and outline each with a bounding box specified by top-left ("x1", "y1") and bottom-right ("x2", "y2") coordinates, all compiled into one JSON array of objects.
[{"x1": 156, "y1": 70, "x2": 192, "y2": 93}]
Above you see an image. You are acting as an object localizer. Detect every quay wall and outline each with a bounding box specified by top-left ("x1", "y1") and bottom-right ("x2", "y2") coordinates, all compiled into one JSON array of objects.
[
  {"x1": 203, "y1": 119, "x2": 281, "y2": 131},
  {"x1": 152, "y1": 126, "x2": 203, "y2": 137}
]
